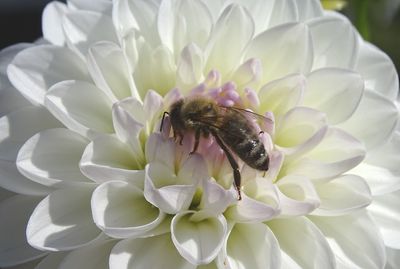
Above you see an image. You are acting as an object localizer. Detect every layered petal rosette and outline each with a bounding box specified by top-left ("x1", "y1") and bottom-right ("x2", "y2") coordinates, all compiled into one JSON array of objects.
[{"x1": 0, "y1": 0, "x2": 399, "y2": 268}]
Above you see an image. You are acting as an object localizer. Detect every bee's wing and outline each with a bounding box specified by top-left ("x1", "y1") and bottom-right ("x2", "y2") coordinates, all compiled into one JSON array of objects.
[{"x1": 220, "y1": 106, "x2": 274, "y2": 125}]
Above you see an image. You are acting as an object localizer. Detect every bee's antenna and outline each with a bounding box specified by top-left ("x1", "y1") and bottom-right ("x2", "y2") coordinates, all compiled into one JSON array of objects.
[{"x1": 160, "y1": 111, "x2": 169, "y2": 132}]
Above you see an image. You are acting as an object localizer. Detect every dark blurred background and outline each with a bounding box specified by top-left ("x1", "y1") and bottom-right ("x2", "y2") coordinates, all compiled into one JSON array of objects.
[{"x1": 0, "y1": 0, "x2": 399, "y2": 74}]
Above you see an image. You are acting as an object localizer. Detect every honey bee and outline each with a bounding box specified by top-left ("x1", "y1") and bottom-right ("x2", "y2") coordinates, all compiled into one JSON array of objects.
[{"x1": 161, "y1": 96, "x2": 270, "y2": 200}]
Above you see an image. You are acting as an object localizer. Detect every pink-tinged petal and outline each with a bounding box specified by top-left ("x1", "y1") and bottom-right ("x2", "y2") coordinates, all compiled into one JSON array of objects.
[
  {"x1": 308, "y1": 16, "x2": 359, "y2": 70},
  {"x1": 0, "y1": 195, "x2": 46, "y2": 267},
  {"x1": 87, "y1": 41, "x2": 140, "y2": 101},
  {"x1": 218, "y1": 222, "x2": 281, "y2": 269},
  {"x1": 42, "y1": 1, "x2": 68, "y2": 46},
  {"x1": 205, "y1": 4, "x2": 254, "y2": 77},
  {"x1": 91, "y1": 180, "x2": 165, "y2": 239},
  {"x1": 305, "y1": 68, "x2": 364, "y2": 124},
  {"x1": 258, "y1": 74, "x2": 306, "y2": 118},
  {"x1": 63, "y1": 10, "x2": 118, "y2": 57},
  {"x1": 225, "y1": 178, "x2": 280, "y2": 223},
  {"x1": 337, "y1": 89, "x2": 399, "y2": 151},
  {"x1": 171, "y1": 212, "x2": 227, "y2": 265},
  {"x1": 356, "y1": 42, "x2": 399, "y2": 101},
  {"x1": 26, "y1": 185, "x2": 101, "y2": 251},
  {"x1": 59, "y1": 240, "x2": 117, "y2": 269},
  {"x1": 310, "y1": 212, "x2": 386, "y2": 269},
  {"x1": 245, "y1": 23, "x2": 312, "y2": 84},
  {"x1": 276, "y1": 175, "x2": 320, "y2": 216},
  {"x1": 7, "y1": 45, "x2": 90, "y2": 105},
  {"x1": 109, "y1": 234, "x2": 196, "y2": 269},
  {"x1": 80, "y1": 134, "x2": 144, "y2": 184},
  {"x1": 312, "y1": 175, "x2": 371, "y2": 216},
  {"x1": 45, "y1": 80, "x2": 114, "y2": 139},
  {"x1": 282, "y1": 128, "x2": 365, "y2": 181},
  {"x1": 16, "y1": 128, "x2": 91, "y2": 187},
  {"x1": 368, "y1": 189, "x2": 400, "y2": 249},
  {"x1": 268, "y1": 217, "x2": 336, "y2": 269}
]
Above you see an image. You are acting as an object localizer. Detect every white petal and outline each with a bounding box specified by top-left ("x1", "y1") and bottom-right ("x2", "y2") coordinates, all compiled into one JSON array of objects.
[
  {"x1": 109, "y1": 234, "x2": 196, "y2": 269},
  {"x1": 0, "y1": 106, "x2": 61, "y2": 195},
  {"x1": 368, "y1": 189, "x2": 400, "y2": 249},
  {"x1": 0, "y1": 43, "x2": 32, "y2": 77},
  {"x1": 225, "y1": 178, "x2": 280, "y2": 223},
  {"x1": 198, "y1": 179, "x2": 236, "y2": 217},
  {"x1": 42, "y1": 1, "x2": 68, "y2": 46},
  {"x1": 274, "y1": 107, "x2": 327, "y2": 150},
  {"x1": 337, "y1": 89, "x2": 399, "y2": 150},
  {"x1": 7, "y1": 45, "x2": 90, "y2": 105},
  {"x1": 87, "y1": 41, "x2": 140, "y2": 101},
  {"x1": 313, "y1": 174, "x2": 371, "y2": 216},
  {"x1": 144, "y1": 154, "x2": 206, "y2": 214},
  {"x1": 308, "y1": 16, "x2": 358, "y2": 70},
  {"x1": 246, "y1": 23, "x2": 312, "y2": 84},
  {"x1": 296, "y1": 0, "x2": 323, "y2": 21},
  {"x1": 16, "y1": 128, "x2": 91, "y2": 187},
  {"x1": 158, "y1": 0, "x2": 212, "y2": 53},
  {"x1": 310, "y1": 211, "x2": 386, "y2": 269},
  {"x1": 231, "y1": 58, "x2": 262, "y2": 90},
  {"x1": 59, "y1": 240, "x2": 116, "y2": 269},
  {"x1": 45, "y1": 80, "x2": 114, "y2": 138},
  {"x1": 205, "y1": 4, "x2": 254, "y2": 77},
  {"x1": 232, "y1": 0, "x2": 274, "y2": 35},
  {"x1": 386, "y1": 247, "x2": 400, "y2": 269},
  {"x1": 67, "y1": 0, "x2": 112, "y2": 13},
  {"x1": 0, "y1": 82, "x2": 31, "y2": 118},
  {"x1": 0, "y1": 195, "x2": 46, "y2": 267},
  {"x1": 63, "y1": 10, "x2": 118, "y2": 56},
  {"x1": 356, "y1": 42, "x2": 399, "y2": 100},
  {"x1": 283, "y1": 128, "x2": 365, "y2": 181},
  {"x1": 113, "y1": 0, "x2": 160, "y2": 44},
  {"x1": 220, "y1": 222, "x2": 281, "y2": 269},
  {"x1": 176, "y1": 43, "x2": 205, "y2": 90},
  {"x1": 267, "y1": 0, "x2": 298, "y2": 27},
  {"x1": 277, "y1": 175, "x2": 320, "y2": 216},
  {"x1": 305, "y1": 68, "x2": 364, "y2": 124},
  {"x1": 26, "y1": 185, "x2": 101, "y2": 251},
  {"x1": 268, "y1": 217, "x2": 336, "y2": 269},
  {"x1": 258, "y1": 74, "x2": 306, "y2": 118},
  {"x1": 35, "y1": 252, "x2": 68, "y2": 269},
  {"x1": 134, "y1": 43, "x2": 176, "y2": 96},
  {"x1": 352, "y1": 132, "x2": 400, "y2": 195},
  {"x1": 80, "y1": 134, "x2": 143, "y2": 184},
  {"x1": 91, "y1": 180, "x2": 164, "y2": 239},
  {"x1": 171, "y1": 212, "x2": 227, "y2": 265}
]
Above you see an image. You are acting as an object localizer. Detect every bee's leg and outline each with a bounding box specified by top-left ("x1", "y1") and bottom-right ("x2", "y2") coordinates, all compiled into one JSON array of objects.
[
  {"x1": 190, "y1": 129, "x2": 201, "y2": 154},
  {"x1": 212, "y1": 132, "x2": 242, "y2": 200},
  {"x1": 160, "y1": 112, "x2": 169, "y2": 132}
]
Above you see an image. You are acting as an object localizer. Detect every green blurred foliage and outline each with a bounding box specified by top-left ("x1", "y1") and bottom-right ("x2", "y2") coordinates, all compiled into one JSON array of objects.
[{"x1": 338, "y1": 0, "x2": 400, "y2": 74}]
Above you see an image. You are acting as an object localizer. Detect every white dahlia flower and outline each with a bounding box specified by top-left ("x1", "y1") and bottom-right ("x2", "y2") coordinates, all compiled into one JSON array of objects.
[{"x1": 0, "y1": 0, "x2": 399, "y2": 268}]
